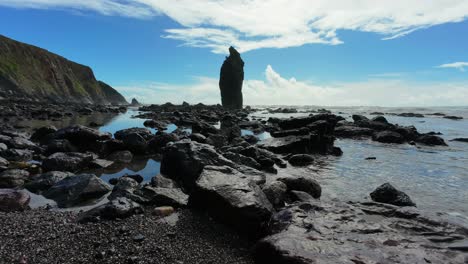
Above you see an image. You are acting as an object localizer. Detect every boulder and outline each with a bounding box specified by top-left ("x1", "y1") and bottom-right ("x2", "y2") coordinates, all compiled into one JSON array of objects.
[
  {"x1": 219, "y1": 46, "x2": 244, "y2": 109},
  {"x1": 371, "y1": 116, "x2": 388, "y2": 123},
  {"x1": 44, "y1": 174, "x2": 111, "y2": 207},
  {"x1": 334, "y1": 125, "x2": 374, "y2": 138},
  {"x1": 53, "y1": 125, "x2": 111, "y2": 147},
  {"x1": 45, "y1": 139, "x2": 78, "y2": 155},
  {"x1": 148, "y1": 133, "x2": 179, "y2": 153},
  {"x1": 352, "y1": 114, "x2": 369, "y2": 122},
  {"x1": 370, "y1": 183, "x2": 416, "y2": 207},
  {"x1": 288, "y1": 154, "x2": 314, "y2": 166},
  {"x1": 114, "y1": 128, "x2": 153, "y2": 141},
  {"x1": 137, "y1": 186, "x2": 188, "y2": 207},
  {"x1": 24, "y1": 171, "x2": 74, "y2": 193},
  {"x1": 77, "y1": 197, "x2": 142, "y2": 223},
  {"x1": 31, "y1": 125, "x2": 57, "y2": 142},
  {"x1": 189, "y1": 166, "x2": 273, "y2": 234},
  {"x1": 121, "y1": 133, "x2": 148, "y2": 154},
  {"x1": 107, "y1": 150, "x2": 133, "y2": 163},
  {"x1": 372, "y1": 131, "x2": 405, "y2": 144},
  {"x1": 0, "y1": 189, "x2": 30, "y2": 212},
  {"x1": 451, "y1": 138, "x2": 468, "y2": 143},
  {"x1": 42, "y1": 152, "x2": 94, "y2": 172},
  {"x1": 262, "y1": 181, "x2": 287, "y2": 209},
  {"x1": 0, "y1": 169, "x2": 30, "y2": 188},
  {"x1": 0, "y1": 149, "x2": 33, "y2": 162},
  {"x1": 160, "y1": 140, "x2": 235, "y2": 191},
  {"x1": 277, "y1": 175, "x2": 321, "y2": 199},
  {"x1": 416, "y1": 134, "x2": 447, "y2": 146}
]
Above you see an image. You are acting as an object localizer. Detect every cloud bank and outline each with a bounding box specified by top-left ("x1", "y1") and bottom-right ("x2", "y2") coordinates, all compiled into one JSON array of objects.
[
  {"x1": 117, "y1": 65, "x2": 468, "y2": 106},
  {"x1": 2, "y1": 0, "x2": 468, "y2": 53},
  {"x1": 437, "y1": 62, "x2": 468, "y2": 72}
]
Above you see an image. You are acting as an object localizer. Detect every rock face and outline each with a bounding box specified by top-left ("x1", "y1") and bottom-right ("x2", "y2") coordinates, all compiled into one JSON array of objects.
[
  {"x1": 0, "y1": 34, "x2": 127, "y2": 104},
  {"x1": 219, "y1": 46, "x2": 244, "y2": 109}
]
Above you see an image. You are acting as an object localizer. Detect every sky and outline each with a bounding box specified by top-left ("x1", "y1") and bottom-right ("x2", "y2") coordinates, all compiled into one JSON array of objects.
[{"x1": 0, "y1": 0, "x2": 468, "y2": 106}]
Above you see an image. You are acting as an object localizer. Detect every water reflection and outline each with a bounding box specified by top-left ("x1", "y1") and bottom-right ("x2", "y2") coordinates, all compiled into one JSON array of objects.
[{"x1": 92, "y1": 157, "x2": 161, "y2": 184}]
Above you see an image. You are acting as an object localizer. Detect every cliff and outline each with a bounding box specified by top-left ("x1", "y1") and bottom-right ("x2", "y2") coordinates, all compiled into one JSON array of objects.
[{"x1": 0, "y1": 35, "x2": 127, "y2": 105}]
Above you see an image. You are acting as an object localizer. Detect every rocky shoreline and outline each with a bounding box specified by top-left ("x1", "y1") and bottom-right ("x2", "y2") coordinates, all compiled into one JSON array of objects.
[{"x1": 1, "y1": 101, "x2": 467, "y2": 263}]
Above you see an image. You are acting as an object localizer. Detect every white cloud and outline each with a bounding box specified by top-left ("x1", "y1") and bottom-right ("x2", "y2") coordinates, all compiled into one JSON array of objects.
[
  {"x1": 437, "y1": 62, "x2": 468, "y2": 72},
  {"x1": 2, "y1": 0, "x2": 468, "y2": 53},
  {"x1": 116, "y1": 65, "x2": 468, "y2": 106}
]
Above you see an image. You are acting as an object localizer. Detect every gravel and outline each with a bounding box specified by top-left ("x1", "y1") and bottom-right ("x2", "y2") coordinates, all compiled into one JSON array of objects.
[{"x1": 0, "y1": 209, "x2": 255, "y2": 264}]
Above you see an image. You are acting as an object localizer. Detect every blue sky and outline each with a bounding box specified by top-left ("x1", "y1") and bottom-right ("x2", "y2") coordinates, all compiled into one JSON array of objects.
[{"x1": 1, "y1": 1, "x2": 468, "y2": 106}]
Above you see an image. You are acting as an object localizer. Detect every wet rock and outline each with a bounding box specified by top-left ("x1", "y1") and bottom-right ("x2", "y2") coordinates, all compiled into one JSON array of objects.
[
  {"x1": 106, "y1": 150, "x2": 133, "y2": 163},
  {"x1": 89, "y1": 159, "x2": 114, "y2": 169},
  {"x1": 277, "y1": 175, "x2": 321, "y2": 199},
  {"x1": 222, "y1": 152, "x2": 262, "y2": 170},
  {"x1": 108, "y1": 176, "x2": 141, "y2": 202},
  {"x1": 150, "y1": 175, "x2": 178, "y2": 188},
  {"x1": 0, "y1": 189, "x2": 30, "y2": 212},
  {"x1": 370, "y1": 183, "x2": 416, "y2": 207},
  {"x1": 192, "y1": 121, "x2": 219, "y2": 136},
  {"x1": 219, "y1": 46, "x2": 244, "y2": 109},
  {"x1": 205, "y1": 134, "x2": 228, "y2": 148},
  {"x1": 352, "y1": 114, "x2": 369, "y2": 122},
  {"x1": 444, "y1": 116, "x2": 463, "y2": 120},
  {"x1": 138, "y1": 186, "x2": 188, "y2": 207},
  {"x1": 114, "y1": 128, "x2": 153, "y2": 141},
  {"x1": 0, "y1": 169, "x2": 30, "y2": 188},
  {"x1": 334, "y1": 125, "x2": 374, "y2": 138},
  {"x1": 77, "y1": 197, "x2": 142, "y2": 223},
  {"x1": 398, "y1": 112, "x2": 425, "y2": 118},
  {"x1": 288, "y1": 154, "x2": 314, "y2": 166},
  {"x1": 148, "y1": 133, "x2": 179, "y2": 153},
  {"x1": 190, "y1": 166, "x2": 273, "y2": 235},
  {"x1": 53, "y1": 125, "x2": 111, "y2": 147},
  {"x1": 45, "y1": 139, "x2": 78, "y2": 155},
  {"x1": 160, "y1": 140, "x2": 235, "y2": 191},
  {"x1": 0, "y1": 142, "x2": 7, "y2": 151},
  {"x1": 24, "y1": 171, "x2": 74, "y2": 193},
  {"x1": 262, "y1": 181, "x2": 287, "y2": 209},
  {"x1": 242, "y1": 134, "x2": 259, "y2": 144},
  {"x1": 44, "y1": 174, "x2": 111, "y2": 207},
  {"x1": 288, "y1": 190, "x2": 315, "y2": 203},
  {"x1": 258, "y1": 136, "x2": 311, "y2": 154},
  {"x1": 121, "y1": 133, "x2": 148, "y2": 154},
  {"x1": 371, "y1": 115, "x2": 388, "y2": 123},
  {"x1": 31, "y1": 125, "x2": 57, "y2": 143},
  {"x1": 270, "y1": 128, "x2": 309, "y2": 138},
  {"x1": 189, "y1": 133, "x2": 207, "y2": 143},
  {"x1": 6, "y1": 137, "x2": 37, "y2": 150},
  {"x1": 42, "y1": 152, "x2": 94, "y2": 172},
  {"x1": 416, "y1": 134, "x2": 447, "y2": 146},
  {"x1": 372, "y1": 131, "x2": 405, "y2": 144},
  {"x1": 0, "y1": 149, "x2": 33, "y2": 162},
  {"x1": 451, "y1": 138, "x2": 468, "y2": 143}
]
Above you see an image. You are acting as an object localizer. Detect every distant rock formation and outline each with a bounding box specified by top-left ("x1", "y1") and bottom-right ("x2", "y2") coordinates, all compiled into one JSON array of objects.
[
  {"x1": 131, "y1": 98, "x2": 141, "y2": 106},
  {"x1": 219, "y1": 46, "x2": 244, "y2": 109},
  {"x1": 0, "y1": 34, "x2": 127, "y2": 105}
]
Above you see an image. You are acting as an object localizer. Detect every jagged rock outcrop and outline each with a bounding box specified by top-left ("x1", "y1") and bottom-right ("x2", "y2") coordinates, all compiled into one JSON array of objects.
[
  {"x1": 219, "y1": 46, "x2": 244, "y2": 109},
  {"x1": 0, "y1": 35, "x2": 127, "y2": 104}
]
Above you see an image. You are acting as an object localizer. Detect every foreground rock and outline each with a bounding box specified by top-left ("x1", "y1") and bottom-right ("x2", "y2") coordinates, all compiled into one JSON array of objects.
[
  {"x1": 219, "y1": 46, "x2": 244, "y2": 109},
  {"x1": 0, "y1": 189, "x2": 30, "y2": 212},
  {"x1": 254, "y1": 200, "x2": 467, "y2": 263},
  {"x1": 44, "y1": 174, "x2": 111, "y2": 207},
  {"x1": 190, "y1": 166, "x2": 274, "y2": 235},
  {"x1": 24, "y1": 171, "x2": 74, "y2": 193},
  {"x1": 77, "y1": 197, "x2": 143, "y2": 223},
  {"x1": 0, "y1": 169, "x2": 30, "y2": 188},
  {"x1": 42, "y1": 152, "x2": 94, "y2": 172},
  {"x1": 370, "y1": 183, "x2": 416, "y2": 207}
]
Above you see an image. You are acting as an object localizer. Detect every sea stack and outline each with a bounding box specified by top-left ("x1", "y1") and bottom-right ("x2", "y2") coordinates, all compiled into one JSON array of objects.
[{"x1": 219, "y1": 46, "x2": 244, "y2": 109}]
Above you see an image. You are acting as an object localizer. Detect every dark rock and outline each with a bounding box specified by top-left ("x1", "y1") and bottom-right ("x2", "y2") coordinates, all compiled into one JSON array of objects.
[
  {"x1": 89, "y1": 159, "x2": 114, "y2": 169},
  {"x1": 121, "y1": 133, "x2": 148, "y2": 154},
  {"x1": 270, "y1": 128, "x2": 309, "y2": 138},
  {"x1": 370, "y1": 183, "x2": 416, "y2": 206},
  {"x1": 0, "y1": 189, "x2": 30, "y2": 212},
  {"x1": 288, "y1": 154, "x2": 314, "y2": 166},
  {"x1": 150, "y1": 175, "x2": 178, "y2": 188},
  {"x1": 53, "y1": 125, "x2": 111, "y2": 147},
  {"x1": 443, "y1": 116, "x2": 463, "y2": 120},
  {"x1": 77, "y1": 197, "x2": 142, "y2": 223},
  {"x1": 148, "y1": 133, "x2": 179, "y2": 153},
  {"x1": 222, "y1": 152, "x2": 262, "y2": 170},
  {"x1": 160, "y1": 140, "x2": 235, "y2": 191},
  {"x1": 44, "y1": 174, "x2": 111, "y2": 207},
  {"x1": 24, "y1": 171, "x2": 74, "y2": 193},
  {"x1": 189, "y1": 166, "x2": 273, "y2": 235},
  {"x1": 277, "y1": 175, "x2": 321, "y2": 199},
  {"x1": 262, "y1": 181, "x2": 287, "y2": 209},
  {"x1": 192, "y1": 121, "x2": 219, "y2": 137},
  {"x1": 334, "y1": 125, "x2": 375, "y2": 138},
  {"x1": 45, "y1": 139, "x2": 78, "y2": 155},
  {"x1": 189, "y1": 133, "x2": 207, "y2": 143},
  {"x1": 372, "y1": 131, "x2": 405, "y2": 144},
  {"x1": 205, "y1": 134, "x2": 228, "y2": 148},
  {"x1": 451, "y1": 138, "x2": 468, "y2": 143},
  {"x1": 288, "y1": 190, "x2": 315, "y2": 203},
  {"x1": 0, "y1": 148, "x2": 33, "y2": 161},
  {"x1": 397, "y1": 113, "x2": 425, "y2": 118},
  {"x1": 258, "y1": 136, "x2": 310, "y2": 154},
  {"x1": 138, "y1": 186, "x2": 188, "y2": 207},
  {"x1": 114, "y1": 128, "x2": 153, "y2": 141},
  {"x1": 219, "y1": 46, "x2": 244, "y2": 109},
  {"x1": 106, "y1": 150, "x2": 133, "y2": 163},
  {"x1": 130, "y1": 98, "x2": 141, "y2": 106},
  {"x1": 352, "y1": 114, "x2": 369, "y2": 122},
  {"x1": 416, "y1": 134, "x2": 447, "y2": 146},
  {"x1": 42, "y1": 152, "x2": 94, "y2": 172},
  {"x1": 31, "y1": 125, "x2": 57, "y2": 142},
  {"x1": 371, "y1": 116, "x2": 388, "y2": 123},
  {"x1": 0, "y1": 169, "x2": 30, "y2": 188}
]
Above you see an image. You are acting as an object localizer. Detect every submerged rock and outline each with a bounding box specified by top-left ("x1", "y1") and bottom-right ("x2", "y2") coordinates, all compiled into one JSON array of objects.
[
  {"x1": 370, "y1": 183, "x2": 416, "y2": 207},
  {"x1": 416, "y1": 134, "x2": 447, "y2": 146},
  {"x1": 219, "y1": 46, "x2": 244, "y2": 109},
  {"x1": 372, "y1": 131, "x2": 405, "y2": 144}
]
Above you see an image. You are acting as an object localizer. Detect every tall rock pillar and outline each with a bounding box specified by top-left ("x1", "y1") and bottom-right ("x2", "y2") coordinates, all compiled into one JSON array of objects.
[{"x1": 219, "y1": 46, "x2": 244, "y2": 109}]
